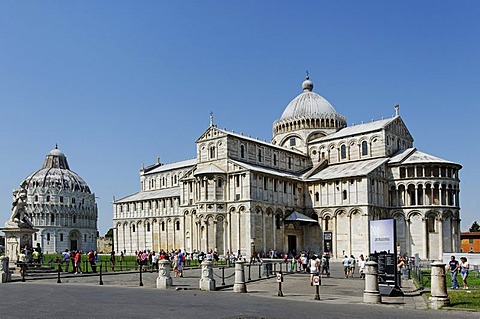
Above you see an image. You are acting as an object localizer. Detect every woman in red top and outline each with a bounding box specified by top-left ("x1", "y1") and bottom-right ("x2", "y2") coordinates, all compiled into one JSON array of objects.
[{"x1": 74, "y1": 251, "x2": 82, "y2": 274}]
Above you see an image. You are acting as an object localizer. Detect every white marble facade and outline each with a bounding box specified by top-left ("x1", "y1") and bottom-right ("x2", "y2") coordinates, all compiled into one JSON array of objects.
[
  {"x1": 20, "y1": 146, "x2": 98, "y2": 253},
  {"x1": 113, "y1": 76, "x2": 461, "y2": 260}
]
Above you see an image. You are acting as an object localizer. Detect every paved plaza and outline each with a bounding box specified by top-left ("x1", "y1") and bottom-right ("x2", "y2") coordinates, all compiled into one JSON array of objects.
[{"x1": 0, "y1": 262, "x2": 478, "y2": 318}]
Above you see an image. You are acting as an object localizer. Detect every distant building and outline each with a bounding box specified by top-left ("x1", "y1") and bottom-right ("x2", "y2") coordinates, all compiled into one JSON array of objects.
[
  {"x1": 113, "y1": 75, "x2": 462, "y2": 260},
  {"x1": 20, "y1": 146, "x2": 98, "y2": 253},
  {"x1": 461, "y1": 232, "x2": 480, "y2": 253},
  {"x1": 96, "y1": 236, "x2": 113, "y2": 254}
]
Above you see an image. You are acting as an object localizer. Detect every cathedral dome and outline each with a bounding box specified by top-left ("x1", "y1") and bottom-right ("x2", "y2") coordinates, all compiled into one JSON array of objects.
[
  {"x1": 280, "y1": 76, "x2": 338, "y2": 120},
  {"x1": 23, "y1": 145, "x2": 91, "y2": 193}
]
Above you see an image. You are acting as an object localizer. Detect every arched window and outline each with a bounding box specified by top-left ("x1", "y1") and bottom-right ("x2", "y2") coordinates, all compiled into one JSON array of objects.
[
  {"x1": 427, "y1": 215, "x2": 436, "y2": 233},
  {"x1": 73, "y1": 215, "x2": 76, "y2": 223},
  {"x1": 217, "y1": 179, "x2": 223, "y2": 188},
  {"x1": 314, "y1": 192, "x2": 319, "y2": 202},
  {"x1": 288, "y1": 157, "x2": 292, "y2": 169},
  {"x1": 132, "y1": 224, "x2": 136, "y2": 232},
  {"x1": 324, "y1": 216, "x2": 330, "y2": 231},
  {"x1": 210, "y1": 146, "x2": 216, "y2": 159},
  {"x1": 46, "y1": 195, "x2": 50, "y2": 202},
  {"x1": 362, "y1": 141, "x2": 368, "y2": 156},
  {"x1": 46, "y1": 233, "x2": 50, "y2": 241},
  {"x1": 34, "y1": 195, "x2": 38, "y2": 202},
  {"x1": 289, "y1": 137, "x2": 296, "y2": 146},
  {"x1": 147, "y1": 223, "x2": 150, "y2": 232},
  {"x1": 343, "y1": 190, "x2": 347, "y2": 200},
  {"x1": 340, "y1": 144, "x2": 347, "y2": 159},
  {"x1": 176, "y1": 221, "x2": 180, "y2": 231},
  {"x1": 60, "y1": 233, "x2": 64, "y2": 241},
  {"x1": 161, "y1": 222, "x2": 165, "y2": 231},
  {"x1": 273, "y1": 153, "x2": 277, "y2": 166},
  {"x1": 275, "y1": 215, "x2": 281, "y2": 229},
  {"x1": 258, "y1": 149, "x2": 263, "y2": 162},
  {"x1": 50, "y1": 214, "x2": 55, "y2": 223},
  {"x1": 240, "y1": 145, "x2": 245, "y2": 158}
]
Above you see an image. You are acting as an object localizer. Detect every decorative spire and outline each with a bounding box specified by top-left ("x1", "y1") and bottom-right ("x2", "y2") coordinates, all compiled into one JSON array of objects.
[
  {"x1": 55, "y1": 143, "x2": 58, "y2": 149},
  {"x1": 302, "y1": 71, "x2": 314, "y2": 92},
  {"x1": 210, "y1": 111, "x2": 214, "y2": 127},
  {"x1": 395, "y1": 104, "x2": 400, "y2": 116}
]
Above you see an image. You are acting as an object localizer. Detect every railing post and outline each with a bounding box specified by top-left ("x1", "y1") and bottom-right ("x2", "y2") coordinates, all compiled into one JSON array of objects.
[
  {"x1": 139, "y1": 264, "x2": 143, "y2": 286},
  {"x1": 247, "y1": 264, "x2": 251, "y2": 281},
  {"x1": 258, "y1": 264, "x2": 261, "y2": 279},
  {"x1": 57, "y1": 264, "x2": 61, "y2": 284},
  {"x1": 99, "y1": 264, "x2": 104, "y2": 285},
  {"x1": 221, "y1": 266, "x2": 225, "y2": 286}
]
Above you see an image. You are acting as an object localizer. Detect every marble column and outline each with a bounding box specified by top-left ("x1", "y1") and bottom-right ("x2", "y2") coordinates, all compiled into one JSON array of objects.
[
  {"x1": 429, "y1": 262, "x2": 450, "y2": 309},
  {"x1": 363, "y1": 261, "x2": 381, "y2": 304},
  {"x1": 156, "y1": 260, "x2": 173, "y2": 289},
  {"x1": 199, "y1": 260, "x2": 215, "y2": 291},
  {"x1": 233, "y1": 261, "x2": 247, "y2": 293}
]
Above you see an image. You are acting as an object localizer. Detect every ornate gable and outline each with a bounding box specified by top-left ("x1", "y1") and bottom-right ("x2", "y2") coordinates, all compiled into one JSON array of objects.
[
  {"x1": 195, "y1": 126, "x2": 228, "y2": 143},
  {"x1": 387, "y1": 117, "x2": 414, "y2": 142}
]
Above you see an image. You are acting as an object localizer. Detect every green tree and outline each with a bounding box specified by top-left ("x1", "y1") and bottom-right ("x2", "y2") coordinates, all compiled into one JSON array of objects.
[
  {"x1": 469, "y1": 221, "x2": 480, "y2": 232},
  {"x1": 105, "y1": 228, "x2": 114, "y2": 238}
]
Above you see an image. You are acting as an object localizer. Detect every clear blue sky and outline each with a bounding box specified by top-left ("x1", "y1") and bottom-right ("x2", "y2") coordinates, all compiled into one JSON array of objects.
[{"x1": 1, "y1": 1, "x2": 479, "y2": 235}]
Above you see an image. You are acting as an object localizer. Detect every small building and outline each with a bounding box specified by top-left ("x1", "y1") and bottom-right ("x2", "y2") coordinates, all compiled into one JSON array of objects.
[{"x1": 461, "y1": 232, "x2": 480, "y2": 253}]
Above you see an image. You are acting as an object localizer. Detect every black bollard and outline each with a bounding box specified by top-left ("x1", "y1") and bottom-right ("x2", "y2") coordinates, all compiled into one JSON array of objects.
[
  {"x1": 99, "y1": 264, "x2": 104, "y2": 285},
  {"x1": 221, "y1": 266, "x2": 225, "y2": 286},
  {"x1": 248, "y1": 264, "x2": 251, "y2": 281},
  {"x1": 277, "y1": 272, "x2": 284, "y2": 297},
  {"x1": 313, "y1": 275, "x2": 320, "y2": 300},
  {"x1": 57, "y1": 264, "x2": 62, "y2": 283},
  {"x1": 258, "y1": 264, "x2": 261, "y2": 279},
  {"x1": 139, "y1": 265, "x2": 143, "y2": 286},
  {"x1": 21, "y1": 263, "x2": 26, "y2": 282}
]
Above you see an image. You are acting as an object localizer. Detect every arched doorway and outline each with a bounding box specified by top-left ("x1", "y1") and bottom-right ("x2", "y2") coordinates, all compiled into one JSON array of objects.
[{"x1": 69, "y1": 229, "x2": 80, "y2": 251}]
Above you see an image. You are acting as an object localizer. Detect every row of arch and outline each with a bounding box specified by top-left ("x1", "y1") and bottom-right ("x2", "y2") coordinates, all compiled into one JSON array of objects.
[
  {"x1": 273, "y1": 115, "x2": 347, "y2": 135},
  {"x1": 389, "y1": 183, "x2": 460, "y2": 207}
]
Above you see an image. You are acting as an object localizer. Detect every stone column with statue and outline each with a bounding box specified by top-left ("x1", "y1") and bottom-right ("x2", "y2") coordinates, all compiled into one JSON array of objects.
[{"x1": 1, "y1": 185, "x2": 38, "y2": 266}]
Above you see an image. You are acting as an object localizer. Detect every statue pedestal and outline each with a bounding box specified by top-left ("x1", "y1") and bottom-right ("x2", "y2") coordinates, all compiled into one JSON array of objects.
[{"x1": 0, "y1": 225, "x2": 38, "y2": 265}]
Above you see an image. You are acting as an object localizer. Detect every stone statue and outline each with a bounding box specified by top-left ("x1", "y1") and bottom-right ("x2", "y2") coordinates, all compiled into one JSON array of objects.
[{"x1": 7, "y1": 186, "x2": 33, "y2": 228}]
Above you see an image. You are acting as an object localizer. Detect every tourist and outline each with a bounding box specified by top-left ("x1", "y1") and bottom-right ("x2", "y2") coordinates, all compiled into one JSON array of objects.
[
  {"x1": 69, "y1": 250, "x2": 76, "y2": 273},
  {"x1": 301, "y1": 253, "x2": 308, "y2": 273},
  {"x1": 459, "y1": 257, "x2": 470, "y2": 289},
  {"x1": 151, "y1": 251, "x2": 158, "y2": 272},
  {"x1": 110, "y1": 250, "x2": 116, "y2": 271},
  {"x1": 309, "y1": 254, "x2": 321, "y2": 286},
  {"x1": 88, "y1": 250, "x2": 96, "y2": 273},
  {"x1": 348, "y1": 255, "x2": 356, "y2": 278},
  {"x1": 74, "y1": 251, "x2": 82, "y2": 274},
  {"x1": 448, "y1": 256, "x2": 460, "y2": 289},
  {"x1": 32, "y1": 248, "x2": 40, "y2": 264},
  {"x1": 358, "y1": 255, "x2": 366, "y2": 279},
  {"x1": 35, "y1": 243, "x2": 43, "y2": 263},
  {"x1": 62, "y1": 249, "x2": 70, "y2": 272},
  {"x1": 342, "y1": 255, "x2": 350, "y2": 278}
]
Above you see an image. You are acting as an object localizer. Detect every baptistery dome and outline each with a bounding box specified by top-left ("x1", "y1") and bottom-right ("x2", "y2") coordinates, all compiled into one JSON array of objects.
[
  {"x1": 25, "y1": 146, "x2": 91, "y2": 193},
  {"x1": 21, "y1": 146, "x2": 98, "y2": 253}
]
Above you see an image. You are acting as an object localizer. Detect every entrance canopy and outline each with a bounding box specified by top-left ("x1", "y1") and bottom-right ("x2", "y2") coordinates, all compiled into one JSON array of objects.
[{"x1": 285, "y1": 211, "x2": 317, "y2": 223}]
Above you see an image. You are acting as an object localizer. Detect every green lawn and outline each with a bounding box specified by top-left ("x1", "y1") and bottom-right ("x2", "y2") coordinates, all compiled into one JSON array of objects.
[
  {"x1": 448, "y1": 291, "x2": 480, "y2": 309},
  {"x1": 413, "y1": 269, "x2": 480, "y2": 310}
]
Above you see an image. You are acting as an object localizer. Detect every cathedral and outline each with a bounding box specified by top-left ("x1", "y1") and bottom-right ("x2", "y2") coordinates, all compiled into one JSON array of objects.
[
  {"x1": 113, "y1": 75, "x2": 461, "y2": 260},
  {"x1": 20, "y1": 146, "x2": 98, "y2": 253}
]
